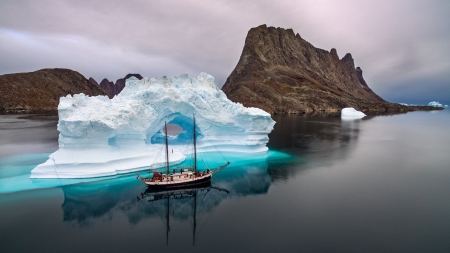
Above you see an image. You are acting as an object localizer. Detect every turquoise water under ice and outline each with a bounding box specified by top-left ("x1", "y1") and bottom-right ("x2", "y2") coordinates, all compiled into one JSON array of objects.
[{"x1": 0, "y1": 150, "x2": 291, "y2": 194}]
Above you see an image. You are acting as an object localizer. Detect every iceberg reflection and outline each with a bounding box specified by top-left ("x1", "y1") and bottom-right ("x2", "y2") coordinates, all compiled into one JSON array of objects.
[{"x1": 60, "y1": 152, "x2": 284, "y2": 226}]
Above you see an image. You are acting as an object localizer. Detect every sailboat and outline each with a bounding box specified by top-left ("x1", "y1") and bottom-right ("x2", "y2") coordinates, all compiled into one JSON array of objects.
[{"x1": 138, "y1": 114, "x2": 230, "y2": 189}]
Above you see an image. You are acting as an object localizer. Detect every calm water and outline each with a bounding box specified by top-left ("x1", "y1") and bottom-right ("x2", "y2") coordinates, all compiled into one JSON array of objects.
[{"x1": 1, "y1": 110, "x2": 450, "y2": 252}]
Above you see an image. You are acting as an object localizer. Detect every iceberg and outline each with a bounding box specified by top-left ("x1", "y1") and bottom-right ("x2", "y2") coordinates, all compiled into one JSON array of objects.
[
  {"x1": 428, "y1": 101, "x2": 444, "y2": 108},
  {"x1": 341, "y1": 107, "x2": 366, "y2": 120},
  {"x1": 30, "y1": 73, "x2": 275, "y2": 178}
]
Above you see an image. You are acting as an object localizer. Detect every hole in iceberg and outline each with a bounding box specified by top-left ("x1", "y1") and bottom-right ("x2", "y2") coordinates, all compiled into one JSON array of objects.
[
  {"x1": 149, "y1": 114, "x2": 203, "y2": 145},
  {"x1": 163, "y1": 124, "x2": 183, "y2": 136}
]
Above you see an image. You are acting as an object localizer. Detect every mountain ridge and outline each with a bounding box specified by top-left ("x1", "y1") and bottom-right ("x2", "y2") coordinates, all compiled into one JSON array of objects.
[
  {"x1": 93, "y1": 74, "x2": 143, "y2": 98},
  {"x1": 0, "y1": 68, "x2": 107, "y2": 111},
  {"x1": 0, "y1": 69, "x2": 142, "y2": 111},
  {"x1": 222, "y1": 24, "x2": 436, "y2": 114}
]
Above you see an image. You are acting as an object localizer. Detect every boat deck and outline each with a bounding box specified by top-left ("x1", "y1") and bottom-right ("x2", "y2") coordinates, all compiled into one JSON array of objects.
[{"x1": 141, "y1": 171, "x2": 212, "y2": 188}]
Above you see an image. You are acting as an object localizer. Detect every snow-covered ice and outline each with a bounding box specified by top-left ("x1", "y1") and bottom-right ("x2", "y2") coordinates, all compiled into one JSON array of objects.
[
  {"x1": 341, "y1": 107, "x2": 366, "y2": 120},
  {"x1": 30, "y1": 73, "x2": 275, "y2": 178}
]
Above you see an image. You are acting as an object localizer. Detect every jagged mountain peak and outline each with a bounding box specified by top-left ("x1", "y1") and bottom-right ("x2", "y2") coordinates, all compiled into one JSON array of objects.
[{"x1": 222, "y1": 25, "x2": 391, "y2": 114}]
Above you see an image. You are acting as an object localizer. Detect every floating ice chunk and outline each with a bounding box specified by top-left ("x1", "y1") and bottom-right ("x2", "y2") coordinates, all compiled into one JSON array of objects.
[
  {"x1": 31, "y1": 73, "x2": 276, "y2": 179},
  {"x1": 341, "y1": 107, "x2": 366, "y2": 120},
  {"x1": 399, "y1": 103, "x2": 408, "y2": 106},
  {"x1": 428, "y1": 101, "x2": 443, "y2": 108}
]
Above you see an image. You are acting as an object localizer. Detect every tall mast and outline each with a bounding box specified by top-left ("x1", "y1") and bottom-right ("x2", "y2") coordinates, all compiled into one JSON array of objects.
[
  {"x1": 193, "y1": 189, "x2": 197, "y2": 246},
  {"x1": 165, "y1": 121, "x2": 169, "y2": 175},
  {"x1": 193, "y1": 114, "x2": 197, "y2": 173},
  {"x1": 192, "y1": 189, "x2": 198, "y2": 246},
  {"x1": 166, "y1": 195, "x2": 170, "y2": 246}
]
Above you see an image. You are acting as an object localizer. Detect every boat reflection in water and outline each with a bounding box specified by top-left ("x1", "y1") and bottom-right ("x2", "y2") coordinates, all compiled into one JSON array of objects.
[{"x1": 137, "y1": 181, "x2": 229, "y2": 245}]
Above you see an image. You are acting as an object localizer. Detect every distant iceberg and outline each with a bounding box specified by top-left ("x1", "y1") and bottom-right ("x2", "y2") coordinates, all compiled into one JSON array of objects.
[
  {"x1": 31, "y1": 73, "x2": 275, "y2": 178},
  {"x1": 428, "y1": 101, "x2": 444, "y2": 108},
  {"x1": 341, "y1": 107, "x2": 366, "y2": 120}
]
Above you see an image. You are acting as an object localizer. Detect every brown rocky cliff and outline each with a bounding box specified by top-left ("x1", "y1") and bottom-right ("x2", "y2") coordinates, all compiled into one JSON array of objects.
[
  {"x1": 114, "y1": 74, "x2": 143, "y2": 97},
  {"x1": 222, "y1": 25, "x2": 415, "y2": 114},
  {"x1": 88, "y1": 77, "x2": 98, "y2": 86},
  {"x1": 99, "y1": 78, "x2": 115, "y2": 99},
  {"x1": 97, "y1": 74, "x2": 143, "y2": 98},
  {"x1": 0, "y1": 68, "x2": 107, "y2": 111}
]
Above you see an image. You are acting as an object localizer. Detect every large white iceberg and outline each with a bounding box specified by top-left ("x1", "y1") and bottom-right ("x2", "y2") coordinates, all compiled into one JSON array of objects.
[
  {"x1": 31, "y1": 73, "x2": 275, "y2": 178},
  {"x1": 341, "y1": 107, "x2": 366, "y2": 120}
]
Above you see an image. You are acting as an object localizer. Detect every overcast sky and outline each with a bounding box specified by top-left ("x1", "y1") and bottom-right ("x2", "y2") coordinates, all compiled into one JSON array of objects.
[{"x1": 1, "y1": 0, "x2": 449, "y2": 105}]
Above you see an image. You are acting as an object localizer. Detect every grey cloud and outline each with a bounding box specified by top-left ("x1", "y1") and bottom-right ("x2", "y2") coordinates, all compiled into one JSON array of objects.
[{"x1": 0, "y1": 0, "x2": 449, "y2": 104}]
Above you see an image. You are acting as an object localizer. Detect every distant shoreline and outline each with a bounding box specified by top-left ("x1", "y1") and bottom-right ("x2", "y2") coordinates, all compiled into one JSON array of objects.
[{"x1": 0, "y1": 105, "x2": 443, "y2": 116}]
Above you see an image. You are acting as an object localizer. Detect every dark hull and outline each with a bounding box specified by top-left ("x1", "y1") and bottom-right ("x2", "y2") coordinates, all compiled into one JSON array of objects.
[
  {"x1": 145, "y1": 175, "x2": 212, "y2": 190},
  {"x1": 144, "y1": 180, "x2": 212, "y2": 195}
]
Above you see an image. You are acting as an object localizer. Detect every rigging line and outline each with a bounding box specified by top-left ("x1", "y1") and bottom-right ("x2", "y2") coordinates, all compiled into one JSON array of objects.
[
  {"x1": 195, "y1": 148, "x2": 208, "y2": 169},
  {"x1": 149, "y1": 143, "x2": 165, "y2": 173},
  {"x1": 149, "y1": 201, "x2": 170, "y2": 226},
  {"x1": 201, "y1": 158, "x2": 208, "y2": 169},
  {"x1": 200, "y1": 148, "x2": 218, "y2": 167},
  {"x1": 202, "y1": 135, "x2": 220, "y2": 157},
  {"x1": 210, "y1": 186, "x2": 230, "y2": 194},
  {"x1": 196, "y1": 189, "x2": 225, "y2": 236},
  {"x1": 51, "y1": 157, "x2": 62, "y2": 186},
  {"x1": 207, "y1": 143, "x2": 222, "y2": 165},
  {"x1": 208, "y1": 148, "x2": 223, "y2": 168},
  {"x1": 143, "y1": 199, "x2": 165, "y2": 218},
  {"x1": 189, "y1": 138, "x2": 195, "y2": 167},
  {"x1": 200, "y1": 188, "x2": 211, "y2": 204},
  {"x1": 203, "y1": 135, "x2": 228, "y2": 162},
  {"x1": 182, "y1": 137, "x2": 193, "y2": 156},
  {"x1": 194, "y1": 189, "x2": 230, "y2": 234},
  {"x1": 181, "y1": 141, "x2": 189, "y2": 154},
  {"x1": 179, "y1": 134, "x2": 192, "y2": 152}
]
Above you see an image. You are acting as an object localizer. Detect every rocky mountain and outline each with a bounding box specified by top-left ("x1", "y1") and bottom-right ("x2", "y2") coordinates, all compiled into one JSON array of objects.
[
  {"x1": 92, "y1": 73, "x2": 143, "y2": 98},
  {"x1": 88, "y1": 77, "x2": 98, "y2": 86},
  {"x1": 114, "y1": 74, "x2": 143, "y2": 96},
  {"x1": 0, "y1": 68, "x2": 107, "y2": 111},
  {"x1": 98, "y1": 78, "x2": 116, "y2": 98},
  {"x1": 222, "y1": 25, "x2": 435, "y2": 114}
]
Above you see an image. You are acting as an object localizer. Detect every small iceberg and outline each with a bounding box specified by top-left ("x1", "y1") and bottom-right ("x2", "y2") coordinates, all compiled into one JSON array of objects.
[
  {"x1": 341, "y1": 107, "x2": 366, "y2": 120},
  {"x1": 428, "y1": 101, "x2": 444, "y2": 108}
]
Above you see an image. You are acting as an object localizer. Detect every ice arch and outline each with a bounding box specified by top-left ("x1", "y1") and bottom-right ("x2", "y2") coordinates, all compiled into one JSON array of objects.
[
  {"x1": 31, "y1": 73, "x2": 275, "y2": 178},
  {"x1": 149, "y1": 114, "x2": 202, "y2": 145}
]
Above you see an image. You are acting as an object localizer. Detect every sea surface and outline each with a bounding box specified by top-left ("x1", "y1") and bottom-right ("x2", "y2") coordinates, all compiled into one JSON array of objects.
[{"x1": 1, "y1": 109, "x2": 450, "y2": 253}]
